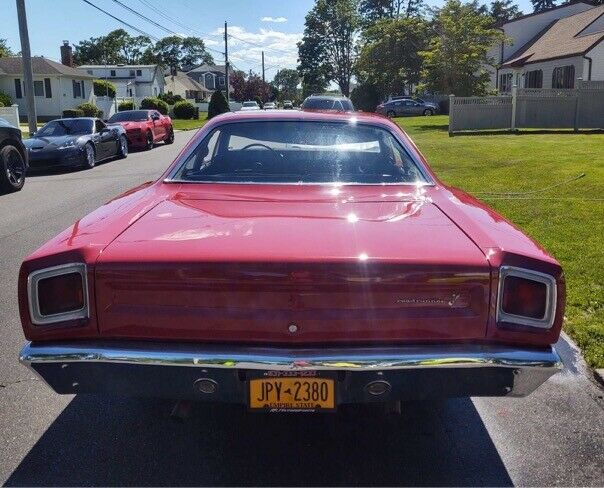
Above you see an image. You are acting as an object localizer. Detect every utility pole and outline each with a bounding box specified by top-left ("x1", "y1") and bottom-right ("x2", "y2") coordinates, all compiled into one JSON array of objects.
[
  {"x1": 224, "y1": 21, "x2": 230, "y2": 103},
  {"x1": 262, "y1": 51, "x2": 265, "y2": 83},
  {"x1": 16, "y1": 0, "x2": 37, "y2": 135}
]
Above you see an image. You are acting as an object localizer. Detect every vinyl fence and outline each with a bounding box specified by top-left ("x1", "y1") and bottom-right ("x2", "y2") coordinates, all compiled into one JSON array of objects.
[
  {"x1": 449, "y1": 81, "x2": 604, "y2": 134},
  {"x1": 0, "y1": 105, "x2": 20, "y2": 129}
]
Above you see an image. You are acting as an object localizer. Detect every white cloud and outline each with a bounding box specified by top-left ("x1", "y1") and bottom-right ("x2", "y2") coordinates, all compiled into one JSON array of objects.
[{"x1": 261, "y1": 16, "x2": 288, "y2": 23}]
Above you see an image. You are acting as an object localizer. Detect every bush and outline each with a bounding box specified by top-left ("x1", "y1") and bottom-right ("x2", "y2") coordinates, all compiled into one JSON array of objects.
[
  {"x1": 0, "y1": 101, "x2": 4, "y2": 108},
  {"x1": 118, "y1": 100, "x2": 135, "y2": 111},
  {"x1": 93, "y1": 79, "x2": 116, "y2": 98},
  {"x1": 207, "y1": 90, "x2": 230, "y2": 119},
  {"x1": 77, "y1": 102, "x2": 101, "y2": 117},
  {"x1": 62, "y1": 109, "x2": 84, "y2": 118},
  {"x1": 173, "y1": 100, "x2": 197, "y2": 119},
  {"x1": 140, "y1": 97, "x2": 169, "y2": 115},
  {"x1": 159, "y1": 92, "x2": 184, "y2": 105},
  {"x1": 0, "y1": 91, "x2": 11, "y2": 107},
  {"x1": 350, "y1": 83, "x2": 382, "y2": 112}
]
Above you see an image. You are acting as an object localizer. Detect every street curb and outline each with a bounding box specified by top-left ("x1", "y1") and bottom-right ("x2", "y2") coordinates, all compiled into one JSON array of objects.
[{"x1": 595, "y1": 369, "x2": 604, "y2": 388}]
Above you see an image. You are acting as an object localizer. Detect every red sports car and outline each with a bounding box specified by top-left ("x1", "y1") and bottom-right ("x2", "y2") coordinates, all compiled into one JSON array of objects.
[
  {"x1": 18, "y1": 111, "x2": 564, "y2": 413},
  {"x1": 107, "y1": 109, "x2": 174, "y2": 150}
]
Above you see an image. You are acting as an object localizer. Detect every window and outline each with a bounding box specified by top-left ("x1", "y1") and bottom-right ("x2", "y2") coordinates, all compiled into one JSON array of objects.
[
  {"x1": 524, "y1": 70, "x2": 543, "y2": 88},
  {"x1": 95, "y1": 120, "x2": 106, "y2": 132},
  {"x1": 33, "y1": 80, "x2": 44, "y2": 97},
  {"x1": 173, "y1": 121, "x2": 427, "y2": 185},
  {"x1": 499, "y1": 73, "x2": 513, "y2": 93},
  {"x1": 108, "y1": 111, "x2": 150, "y2": 122},
  {"x1": 129, "y1": 69, "x2": 135, "y2": 77},
  {"x1": 219, "y1": 76, "x2": 225, "y2": 86},
  {"x1": 72, "y1": 79, "x2": 82, "y2": 98},
  {"x1": 110, "y1": 70, "x2": 116, "y2": 77},
  {"x1": 14, "y1": 79, "x2": 22, "y2": 99},
  {"x1": 44, "y1": 78, "x2": 52, "y2": 98},
  {"x1": 552, "y1": 65, "x2": 575, "y2": 88},
  {"x1": 136, "y1": 69, "x2": 142, "y2": 76},
  {"x1": 37, "y1": 119, "x2": 93, "y2": 136}
]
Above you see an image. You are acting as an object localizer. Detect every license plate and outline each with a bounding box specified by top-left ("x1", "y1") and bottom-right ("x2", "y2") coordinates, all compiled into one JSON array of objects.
[{"x1": 249, "y1": 374, "x2": 335, "y2": 412}]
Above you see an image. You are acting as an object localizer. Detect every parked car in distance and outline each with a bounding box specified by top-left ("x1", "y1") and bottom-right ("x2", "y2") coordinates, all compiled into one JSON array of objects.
[
  {"x1": 282, "y1": 100, "x2": 294, "y2": 109},
  {"x1": 18, "y1": 110, "x2": 564, "y2": 414},
  {"x1": 0, "y1": 117, "x2": 28, "y2": 192},
  {"x1": 23, "y1": 118, "x2": 128, "y2": 170},
  {"x1": 263, "y1": 102, "x2": 276, "y2": 110},
  {"x1": 376, "y1": 98, "x2": 439, "y2": 117},
  {"x1": 302, "y1": 95, "x2": 354, "y2": 112},
  {"x1": 240, "y1": 101, "x2": 261, "y2": 111},
  {"x1": 107, "y1": 110, "x2": 174, "y2": 150}
]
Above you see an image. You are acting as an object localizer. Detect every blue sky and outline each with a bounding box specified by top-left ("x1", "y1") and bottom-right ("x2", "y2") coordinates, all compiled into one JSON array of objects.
[{"x1": 3, "y1": 0, "x2": 536, "y2": 80}]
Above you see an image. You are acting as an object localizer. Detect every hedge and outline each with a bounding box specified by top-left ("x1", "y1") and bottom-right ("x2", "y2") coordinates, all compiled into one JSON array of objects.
[
  {"x1": 62, "y1": 109, "x2": 84, "y2": 118},
  {"x1": 118, "y1": 100, "x2": 135, "y2": 111},
  {"x1": 208, "y1": 90, "x2": 230, "y2": 119},
  {"x1": 140, "y1": 97, "x2": 169, "y2": 115},
  {"x1": 159, "y1": 92, "x2": 184, "y2": 105},
  {"x1": 173, "y1": 100, "x2": 196, "y2": 119},
  {"x1": 0, "y1": 101, "x2": 4, "y2": 108},
  {"x1": 77, "y1": 102, "x2": 102, "y2": 117},
  {"x1": 0, "y1": 91, "x2": 11, "y2": 107},
  {"x1": 93, "y1": 79, "x2": 116, "y2": 98}
]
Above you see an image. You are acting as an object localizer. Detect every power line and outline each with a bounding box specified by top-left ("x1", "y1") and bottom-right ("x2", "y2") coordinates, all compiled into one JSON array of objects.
[
  {"x1": 80, "y1": 0, "x2": 159, "y2": 41},
  {"x1": 227, "y1": 33, "x2": 294, "y2": 57},
  {"x1": 109, "y1": 0, "x2": 183, "y2": 37}
]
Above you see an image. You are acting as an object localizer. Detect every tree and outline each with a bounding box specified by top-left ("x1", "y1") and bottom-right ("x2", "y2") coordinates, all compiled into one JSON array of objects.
[
  {"x1": 531, "y1": 0, "x2": 556, "y2": 12},
  {"x1": 419, "y1": 0, "x2": 504, "y2": 96},
  {"x1": 73, "y1": 29, "x2": 154, "y2": 65},
  {"x1": 356, "y1": 17, "x2": 428, "y2": 98},
  {"x1": 297, "y1": 0, "x2": 360, "y2": 96},
  {"x1": 272, "y1": 68, "x2": 300, "y2": 102},
  {"x1": 207, "y1": 90, "x2": 230, "y2": 119},
  {"x1": 489, "y1": 0, "x2": 522, "y2": 23},
  {"x1": 230, "y1": 71, "x2": 272, "y2": 102},
  {"x1": 0, "y1": 39, "x2": 14, "y2": 58},
  {"x1": 359, "y1": 0, "x2": 424, "y2": 21},
  {"x1": 153, "y1": 36, "x2": 213, "y2": 70},
  {"x1": 350, "y1": 82, "x2": 382, "y2": 111}
]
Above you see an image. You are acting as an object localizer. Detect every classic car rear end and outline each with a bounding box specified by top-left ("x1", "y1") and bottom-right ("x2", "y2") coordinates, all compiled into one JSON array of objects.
[{"x1": 18, "y1": 111, "x2": 564, "y2": 413}]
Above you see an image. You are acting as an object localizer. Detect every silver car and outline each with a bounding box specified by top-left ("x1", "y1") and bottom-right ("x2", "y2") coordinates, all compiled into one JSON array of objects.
[{"x1": 376, "y1": 98, "x2": 438, "y2": 117}]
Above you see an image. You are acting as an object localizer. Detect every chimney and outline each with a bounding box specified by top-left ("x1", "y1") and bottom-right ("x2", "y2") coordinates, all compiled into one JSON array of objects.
[{"x1": 60, "y1": 40, "x2": 73, "y2": 67}]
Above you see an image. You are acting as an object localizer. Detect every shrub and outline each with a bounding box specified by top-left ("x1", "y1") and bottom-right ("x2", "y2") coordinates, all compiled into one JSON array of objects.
[
  {"x1": 62, "y1": 109, "x2": 84, "y2": 118},
  {"x1": 77, "y1": 102, "x2": 101, "y2": 117},
  {"x1": 159, "y1": 92, "x2": 184, "y2": 105},
  {"x1": 0, "y1": 101, "x2": 4, "y2": 108},
  {"x1": 0, "y1": 91, "x2": 11, "y2": 107},
  {"x1": 93, "y1": 79, "x2": 116, "y2": 98},
  {"x1": 207, "y1": 90, "x2": 230, "y2": 119},
  {"x1": 118, "y1": 100, "x2": 135, "y2": 111},
  {"x1": 173, "y1": 100, "x2": 197, "y2": 119},
  {"x1": 140, "y1": 97, "x2": 169, "y2": 115},
  {"x1": 350, "y1": 83, "x2": 382, "y2": 112}
]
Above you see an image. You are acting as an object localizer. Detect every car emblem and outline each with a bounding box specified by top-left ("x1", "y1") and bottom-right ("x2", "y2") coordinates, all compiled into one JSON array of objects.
[{"x1": 288, "y1": 323, "x2": 298, "y2": 333}]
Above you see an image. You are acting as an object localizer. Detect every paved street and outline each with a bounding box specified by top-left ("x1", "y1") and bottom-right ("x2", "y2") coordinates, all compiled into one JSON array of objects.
[{"x1": 0, "y1": 130, "x2": 603, "y2": 486}]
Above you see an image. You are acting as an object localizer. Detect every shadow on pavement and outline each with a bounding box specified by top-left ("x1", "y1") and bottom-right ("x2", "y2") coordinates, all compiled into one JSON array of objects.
[{"x1": 5, "y1": 396, "x2": 511, "y2": 486}]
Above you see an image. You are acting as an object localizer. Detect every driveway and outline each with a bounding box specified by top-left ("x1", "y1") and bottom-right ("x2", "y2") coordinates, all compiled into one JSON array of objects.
[{"x1": 0, "y1": 131, "x2": 602, "y2": 486}]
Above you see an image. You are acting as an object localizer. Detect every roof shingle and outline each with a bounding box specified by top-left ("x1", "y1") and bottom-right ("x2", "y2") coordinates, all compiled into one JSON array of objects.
[{"x1": 0, "y1": 57, "x2": 95, "y2": 78}]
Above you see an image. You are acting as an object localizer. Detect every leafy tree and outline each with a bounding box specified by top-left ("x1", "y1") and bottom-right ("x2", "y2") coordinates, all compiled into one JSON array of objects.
[
  {"x1": 0, "y1": 39, "x2": 14, "y2": 58},
  {"x1": 489, "y1": 0, "x2": 522, "y2": 23},
  {"x1": 230, "y1": 71, "x2": 272, "y2": 102},
  {"x1": 74, "y1": 29, "x2": 154, "y2": 65},
  {"x1": 272, "y1": 68, "x2": 300, "y2": 102},
  {"x1": 153, "y1": 36, "x2": 213, "y2": 70},
  {"x1": 350, "y1": 82, "x2": 382, "y2": 111},
  {"x1": 359, "y1": 0, "x2": 424, "y2": 21},
  {"x1": 207, "y1": 90, "x2": 230, "y2": 119},
  {"x1": 419, "y1": 0, "x2": 504, "y2": 96},
  {"x1": 356, "y1": 17, "x2": 428, "y2": 98},
  {"x1": 531, "y1": 0, "x2": 556, "y2": 12},
  {"x1": 298, "y1": 0, "x2": 360, "y2": 96}
]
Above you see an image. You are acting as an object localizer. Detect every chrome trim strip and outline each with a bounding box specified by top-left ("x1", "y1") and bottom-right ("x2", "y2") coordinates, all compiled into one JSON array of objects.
[
  {"x1": 496, "y1": 266, "x2": 557, "y2": 329},
  {"x1": 26, "y1": 263, "x2": 89, "y2": 325}
]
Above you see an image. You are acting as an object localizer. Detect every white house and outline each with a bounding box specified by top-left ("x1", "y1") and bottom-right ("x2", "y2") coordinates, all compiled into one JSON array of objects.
[
  {"x1": 164, "y1": 71, "x2": 212, "y2": 102},
  {"x1": 76, "y1": 64, "x2": 165, "y2": 99},
  {"x1": 0, "y1": 56, "x2": 95, "y2": 121},
  {"x1": 488, "y1": 1, "x2": 604, "y2": 92}
]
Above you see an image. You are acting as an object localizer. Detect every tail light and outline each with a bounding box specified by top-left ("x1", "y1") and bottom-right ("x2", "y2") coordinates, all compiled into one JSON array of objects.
[
  {"x1": 27, "y1": 263, "x2": 89, "y2": 325},
  {"x1": 497, "y1": 266, "x2": 556, "y2": 329}
]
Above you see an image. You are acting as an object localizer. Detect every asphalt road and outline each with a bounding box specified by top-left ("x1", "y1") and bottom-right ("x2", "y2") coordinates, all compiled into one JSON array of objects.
[{"x1": 1, "y1": 131, "x2": 603, "y2": 486}]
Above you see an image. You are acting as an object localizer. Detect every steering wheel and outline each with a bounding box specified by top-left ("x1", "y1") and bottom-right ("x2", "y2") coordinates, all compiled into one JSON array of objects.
[{"x1": 240, "y1": 143, "x2": 281, "y2": 158}]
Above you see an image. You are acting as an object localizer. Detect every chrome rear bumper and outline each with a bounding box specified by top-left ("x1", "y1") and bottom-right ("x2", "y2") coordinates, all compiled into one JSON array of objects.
[{"x1": 20, "y1": 341, "x2": 562, "y2": 402}]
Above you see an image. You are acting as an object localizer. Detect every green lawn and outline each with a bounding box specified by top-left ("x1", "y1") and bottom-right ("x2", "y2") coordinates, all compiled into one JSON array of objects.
[
  {"x1": 172, "y1": 116, "x2": 208, "y2": 131},
  {"x1": 394, "y1": 115, "x2": 604, "y2": 368}
]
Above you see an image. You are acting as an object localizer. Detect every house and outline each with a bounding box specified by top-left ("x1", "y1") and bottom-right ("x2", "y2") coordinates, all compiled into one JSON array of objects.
[
  {"x1": 164, "y1": 71, "x2": 212, "y2": 102},
  {"x1": 186, "y1": 64, "x2": 233, "y2": 94},
  {"x1": 0, "y1": 56, "x2": 95, "y2": 122},
  {"x1": 76, "y1": 64, "x2": 165, "y2": 98},
  {"x1": 488, "y1": 1, "x2": 604, "y2": 92}
]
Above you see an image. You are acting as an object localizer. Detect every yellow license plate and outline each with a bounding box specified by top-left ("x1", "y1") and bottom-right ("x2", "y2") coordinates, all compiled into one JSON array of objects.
[{"x1": 249, "y1": 376, "x2": 335, "y2": 411}]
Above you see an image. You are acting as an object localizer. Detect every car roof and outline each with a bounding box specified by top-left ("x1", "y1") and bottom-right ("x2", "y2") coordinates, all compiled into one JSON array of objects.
[
  {"x1": 210, "y1": 109, "x2": 390, "y2": 126},
  {"x1": 305, "y1": 94, "x2": 350, "y2": 101}
]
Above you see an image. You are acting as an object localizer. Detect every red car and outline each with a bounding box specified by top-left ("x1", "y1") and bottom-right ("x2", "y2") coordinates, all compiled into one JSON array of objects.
[
  {"x1": 107, "y1": 109, "x2": 174, "y2": 150},
  {"x1": 18, "y1": 111, "x2": 564, "y2": 413}
]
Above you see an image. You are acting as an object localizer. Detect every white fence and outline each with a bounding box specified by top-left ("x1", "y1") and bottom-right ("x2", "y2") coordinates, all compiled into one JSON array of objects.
[
  {"x1": 449, "y1": 81, "x2": 604, "y2": 134},
  {"x1": 0, "y1": 105, "x2": 20, "y2": 128},
  {"x1": 193, "y1": 101, "x2": 242, "y2": 112}
]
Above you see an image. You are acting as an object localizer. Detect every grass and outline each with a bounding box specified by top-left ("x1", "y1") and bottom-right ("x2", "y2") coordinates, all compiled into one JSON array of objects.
[
  {"x1": 394, "y1": 115, "x2": 604, "y2": 368},
  {"x1": 172, "y1": 114, "x2": 208, "y2": 131}
]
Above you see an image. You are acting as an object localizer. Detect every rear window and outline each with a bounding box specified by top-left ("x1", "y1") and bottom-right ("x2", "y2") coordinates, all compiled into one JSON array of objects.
[
  {"x1": 172, "y1": 121, "x2": 427, "y2": 184},
  {"x1": 108, "y1": 111, "x2": 149, "y2": 122}
]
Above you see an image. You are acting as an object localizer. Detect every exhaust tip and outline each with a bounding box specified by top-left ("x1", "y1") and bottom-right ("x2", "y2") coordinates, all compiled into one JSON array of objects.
[
  {"x1": 194, "y1": 378, "x2": 218, "y2": 394},
  {"x1": 365, "y1": 380, "x2": 391, "y2": 396}
]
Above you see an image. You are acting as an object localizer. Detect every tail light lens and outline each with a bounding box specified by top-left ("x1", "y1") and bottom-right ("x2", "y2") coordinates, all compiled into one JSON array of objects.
[
  {"x1": 27, "y1": 263, "x2": 89, "y2": 325},
  {"x1": 497, "y1": 266, "x2": 556, "y2": 329}
]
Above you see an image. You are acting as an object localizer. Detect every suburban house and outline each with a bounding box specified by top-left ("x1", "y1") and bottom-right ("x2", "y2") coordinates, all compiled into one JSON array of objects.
[
  {"x1": 0, "y1": 56, "x2": 94, "y2": 121},
  {"x1": 488, "y1": 1, "x2": 604, "y2": 92},
  {"x1": 76, "y1": 64, "x2": 165, "y2": 98},
  {"x1": 164, "y1": 71, "x2": 212, "y2": 102},
  {"x1": 186, "y1": 64, "x2": 233, "y2": 95}
]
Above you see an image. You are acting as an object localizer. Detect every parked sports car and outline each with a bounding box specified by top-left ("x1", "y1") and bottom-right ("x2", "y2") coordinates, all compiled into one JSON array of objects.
[
  {"x1": 24, "y1": 118, "x2": 128, "y2": 170},
  {"x1": 107, "y1": 110, "x2": 174, "y2": 150},
  {"x1": 18, "y1": 111, "x2": 564, "y2": 413},
  {"x1": 0, "y1": 117, "x2": 28, "y2": 192}
]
